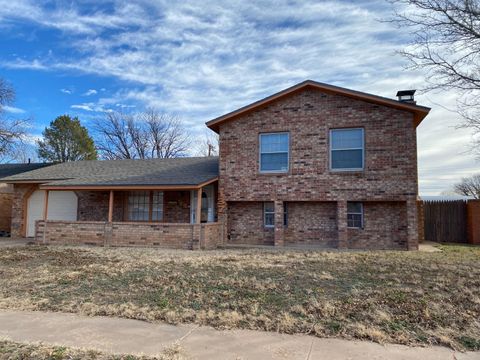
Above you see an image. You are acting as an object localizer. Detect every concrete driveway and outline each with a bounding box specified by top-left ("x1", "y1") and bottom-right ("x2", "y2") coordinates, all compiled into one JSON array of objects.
[{"x1": 0, "y1": 310, "x2": 478, "y2": 359}]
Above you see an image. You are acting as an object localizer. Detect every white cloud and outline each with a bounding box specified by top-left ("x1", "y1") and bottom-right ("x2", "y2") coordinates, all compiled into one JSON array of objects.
[
  {"x1": 71, "y1": 103, "x2": 94, "y2": 112},
  {"x1": 60, "y1": 88, "x2": 73, "y2": 94},
  {"x1": 2, "y1": 105, "x2": 26, "y2": 114},
  {"x1": 83, "y1": 89, "x2": 98, "y2": 96},
  {"x1": 0, "y1": 0, "x2": 478, "y2": 194}
]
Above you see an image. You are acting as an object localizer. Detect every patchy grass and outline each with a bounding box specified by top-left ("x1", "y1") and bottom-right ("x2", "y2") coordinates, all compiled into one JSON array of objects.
[
  {"x1": 0, "y1": 245, "x2": 479, "y2": 350},
  {"x1": 0, "y1": 339, "x2": 183, "y2": 360}
]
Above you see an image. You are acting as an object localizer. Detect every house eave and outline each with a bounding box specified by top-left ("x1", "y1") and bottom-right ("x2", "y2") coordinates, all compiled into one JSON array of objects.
[{"x1": 38, "y1": 177, "x2": 219, "y2": 191}]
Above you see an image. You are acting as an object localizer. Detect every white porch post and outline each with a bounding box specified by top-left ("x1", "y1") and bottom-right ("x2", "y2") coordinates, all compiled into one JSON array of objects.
[{"x1": 196, "y1": 187, "x2": 202, "y2": 224}]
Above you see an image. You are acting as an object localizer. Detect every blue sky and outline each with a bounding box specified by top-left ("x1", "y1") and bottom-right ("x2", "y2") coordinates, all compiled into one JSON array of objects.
[{"x1": 0, "y1": 0, "x2": 478, "y2": 195}]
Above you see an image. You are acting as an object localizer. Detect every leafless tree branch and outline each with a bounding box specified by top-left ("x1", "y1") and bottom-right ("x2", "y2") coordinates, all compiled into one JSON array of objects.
[
  {"x1": 389, "y1": 0, "x2": 480, "y2": 155},
  {"x1": 94, "y1": 110, "x2": 190, "y2": 159}
]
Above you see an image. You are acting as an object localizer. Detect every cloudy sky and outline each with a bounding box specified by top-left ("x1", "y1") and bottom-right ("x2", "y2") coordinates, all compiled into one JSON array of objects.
[{"x1": 0, "y1": 0, "x2": 478, "y2": 195}]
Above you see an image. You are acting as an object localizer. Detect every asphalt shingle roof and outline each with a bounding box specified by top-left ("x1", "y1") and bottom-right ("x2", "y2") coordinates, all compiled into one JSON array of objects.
[
  {"x1": 1, "y1": 157, "x2": 219, "y2": 187},
  {"x1": 0, "y1": 163, "x2": 52, "y2": 179}
]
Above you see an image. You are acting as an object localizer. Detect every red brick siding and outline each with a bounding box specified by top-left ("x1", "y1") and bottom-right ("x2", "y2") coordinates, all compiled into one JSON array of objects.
[
  {"x1": 11, "y1": 184, "x2": 37, "y2": 237},
  {"x1": 283, "y1": 202, "x2": 337, "y2": 247},
  {"x1": 218, "y1": 89, "x2": 417, "y2": 202},
  {"x1": 164, "y1": 191, "x2": 190, "y2": 223},
  {"x1": 77, "y1": 191, "x2": 124, "y2": 222},
  {"x1": 347, "y1": 202, "x2": 408, "y2": 249},
  {"x1": 36, "y1": 220, "x2": 222, "y2": 249},
  {"x1": 227, "y1": 201, "x2": 274, "y2": 245},
  {"x1": 218, "y1": 88, "x2": 419, "y2": 249},
  {"x1": 0, "y1": 184, "x2": 13, "y2": 234}
]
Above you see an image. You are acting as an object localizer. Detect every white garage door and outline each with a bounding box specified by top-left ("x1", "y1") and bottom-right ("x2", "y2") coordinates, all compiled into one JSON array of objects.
[{"x1": 26, "y1": 190, "x2": 78, "y2": 237}]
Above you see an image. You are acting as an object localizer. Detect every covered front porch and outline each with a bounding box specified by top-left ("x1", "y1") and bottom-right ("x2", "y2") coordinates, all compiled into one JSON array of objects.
[{"x1": 34, "y1": 180, "x2": 223, "y2": 250}]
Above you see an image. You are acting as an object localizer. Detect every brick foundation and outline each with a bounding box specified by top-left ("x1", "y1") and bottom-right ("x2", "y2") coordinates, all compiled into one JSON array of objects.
[
  {"x1": 35, "y1": 220, "x2": 222, "y2": 250},
  {"x1": 227, "y1": 202, "x2": 274, "y2": 245},
  {"x1": 347, "y1": 202, "x2": 408, "y2": 250},
  {"x1": 284, "y1": 202, "x2": 337, "y2": 248}
]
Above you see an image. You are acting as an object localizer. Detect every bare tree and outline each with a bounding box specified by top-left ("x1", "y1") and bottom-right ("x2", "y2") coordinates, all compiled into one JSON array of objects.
[
  {"x1": 142, "y1": 110, "x2": 191, "y2": 158},
  {"x1": 390, "y1": 1, "x2": 480, "y2": 152},
  {"x1": 453, "y1": 173, "x2": 480, "y2": 198},
  {"x1": 93, "y1": 112, "x2": 133, "y2": 159},
  {"x1": 194, "y1": 129, "x2": 219, "y2": 157},
  {"x1": 0, "y1": 78, "x2": 28, "y2": 162},
  {"x1": 94, "y1": 110, "x2": 190, "y2": 160}
]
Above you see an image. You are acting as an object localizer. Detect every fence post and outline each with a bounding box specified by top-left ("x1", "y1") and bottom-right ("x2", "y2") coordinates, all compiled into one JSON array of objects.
[{"x1": 467, "y1": 200, "x2": 480, "y2": 245}]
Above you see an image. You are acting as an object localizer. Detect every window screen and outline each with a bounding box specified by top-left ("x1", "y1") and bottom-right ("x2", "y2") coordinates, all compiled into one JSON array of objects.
[
  {"x1": 330, "y1": 128, "x2": 364, "y2": 170},
  {"x1": 347, "y1": 202, "x2": 363, "y2": 228},
  {"x1": 260, "y1": 133, "x2": 289, "y2": 172}
]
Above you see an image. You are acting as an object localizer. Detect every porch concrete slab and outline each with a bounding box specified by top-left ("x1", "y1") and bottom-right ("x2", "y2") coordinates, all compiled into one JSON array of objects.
[
  {"x1": 0, "y1": 310, "x2": 478, "y2": 359},
  {"x1": 0, "y1": 238, "x2": 32, "y2": 247}
]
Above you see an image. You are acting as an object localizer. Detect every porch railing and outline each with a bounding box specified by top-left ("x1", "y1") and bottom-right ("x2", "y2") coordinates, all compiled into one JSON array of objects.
[{"x1": 35, "y1": 220, "x2": 223, "y2": 250}]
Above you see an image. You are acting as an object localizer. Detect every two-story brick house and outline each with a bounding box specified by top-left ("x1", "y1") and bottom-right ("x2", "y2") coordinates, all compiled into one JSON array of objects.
[
  {"x1": 207, "y1": 80, "x2": 429, "y2": 250},
  {"x1": 2, "y1": 80, "x2": 429, "y2": 250}
]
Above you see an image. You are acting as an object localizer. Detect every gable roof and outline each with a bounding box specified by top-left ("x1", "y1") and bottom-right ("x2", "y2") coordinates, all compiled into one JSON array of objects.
[
  {"x1": 0, "y1": 163, "x2": 52, "y2": 179},
  {"x1": 206, "y1": 80, "x2": 431, "y2": 132},
  {"x1": 1, "y1": 157, "x2": 219, "y2": 190}
]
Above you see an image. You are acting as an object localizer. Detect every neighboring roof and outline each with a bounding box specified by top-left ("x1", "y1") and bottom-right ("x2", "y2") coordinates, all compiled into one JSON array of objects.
[
  {"x1": 0, "y1": 163, "x2": 52, "y2": 179},
  {"x1": 206, "y1": 80, "x2": 431, "y2": 132},
  {"x1": 1, "y1": 157, "x2": 219, "y2": 189}
]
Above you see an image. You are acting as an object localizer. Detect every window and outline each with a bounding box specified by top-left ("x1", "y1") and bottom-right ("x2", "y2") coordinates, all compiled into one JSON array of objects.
[
  {"x1": 347, "y1": 202, "x2": 363, "y2": 228},
  {"x1": 128, "y1": 191, "x2": 164, "y2": 221},
  {"x1": 151, "y1": 191, "x2": 164, "y2": 221},
  {"x1": 283, "y1": 202, "x2": 288, "y2": 227},
  {"x1": 260, "y1": 132, "x2": 289, "y2": 172},
  {"x1": 128, "y1": 191, "x2": 149, "y2": 221},
  {"x1": 330, "y1": 128, "x2": 364, "y2": 170},
  {"x1": 264, "y1": 202, "x2": 274, "y2": 228}
]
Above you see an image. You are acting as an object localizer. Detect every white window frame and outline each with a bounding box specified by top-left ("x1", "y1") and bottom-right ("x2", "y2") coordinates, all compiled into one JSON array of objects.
[
  {"x1": 263, "y1": 202, "x2": 275, "y2": 228},
  {"x1": 329, "y1": 128, "x2": 365, "y2": 172},
  {"x1": 259, "y1": 132, "x2": 290, "y2": 173},
  {"x1": 347, "y1": 202, "x2": 364, "y2": 229}
]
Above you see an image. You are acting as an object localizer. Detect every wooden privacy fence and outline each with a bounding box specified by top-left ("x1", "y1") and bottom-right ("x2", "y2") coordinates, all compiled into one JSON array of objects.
[{"x1": 423, "y1": 200, "x2": 468, "y2": 243}]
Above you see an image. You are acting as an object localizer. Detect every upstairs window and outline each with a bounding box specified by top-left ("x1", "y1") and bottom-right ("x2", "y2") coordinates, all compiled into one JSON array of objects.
[
  {"x1": 347, "y1": 202, "x2": 363, "y2": 228},
  {"x1": 259, "y1": 132, "x2": 289, "y2": 173},
  {"x1": 330, "y1": 128, "x2": 364, "y2": 171}
]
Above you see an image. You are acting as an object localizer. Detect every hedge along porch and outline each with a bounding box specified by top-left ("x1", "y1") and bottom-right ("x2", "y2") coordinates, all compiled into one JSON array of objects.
[{"x1": 35, "y1": 181, "x2": 221, "y2": 249}]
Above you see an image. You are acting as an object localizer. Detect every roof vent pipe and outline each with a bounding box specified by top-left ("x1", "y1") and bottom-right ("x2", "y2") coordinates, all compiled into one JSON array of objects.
[{"x1": 396, "y1": 90, "x2": 416, "y2": 104}]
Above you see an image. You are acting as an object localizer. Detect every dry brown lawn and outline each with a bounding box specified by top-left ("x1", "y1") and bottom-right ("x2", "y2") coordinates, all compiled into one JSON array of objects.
[
  {"x1": 0, "y1": 340, "x2": 182, "y2": 360},
  {"x1": 0, "y1": 244, "x2": 479, "y2": 351}
]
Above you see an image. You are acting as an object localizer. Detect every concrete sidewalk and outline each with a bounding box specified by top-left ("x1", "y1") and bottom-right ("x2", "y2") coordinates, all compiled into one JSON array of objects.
[{"x1": 0, "y1": 310, "x2": 478, "y2": 360}]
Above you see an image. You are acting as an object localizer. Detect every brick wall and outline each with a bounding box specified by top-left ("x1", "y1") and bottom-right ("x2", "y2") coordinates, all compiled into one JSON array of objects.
[
  {"x1": 11, "y1": 184, "x2": 37, "y2": 237},
  {"x1": 0, "y1": 184, "x2": 13, "y2": 235},
  {"x1": 77, "y1": 191, "x2": 124, "y2": 222},
  {"x1": 227, "y1": 201, "x2": 274, "y2": 245},
  {"x1": 218, "y1": 87, "x2": 419, "y2": 249},
  {"x1": 164, "y1": 191, "x2": 190, "y2": 223},
  {"x1": 283, "y1": 202, "x2": 337, "y2": 247},
  {"x1": 36, "y1": 220, "x2": 222, "y2": 249},
  {"x1": 347, "y1": 202, "x2": 408, "y2": 250}
]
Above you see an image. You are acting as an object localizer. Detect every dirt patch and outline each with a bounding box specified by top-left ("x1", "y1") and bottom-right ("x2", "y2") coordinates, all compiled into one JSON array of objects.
[{"x1": 0, "y1": 245, "x2": 479, "y2": 350}]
